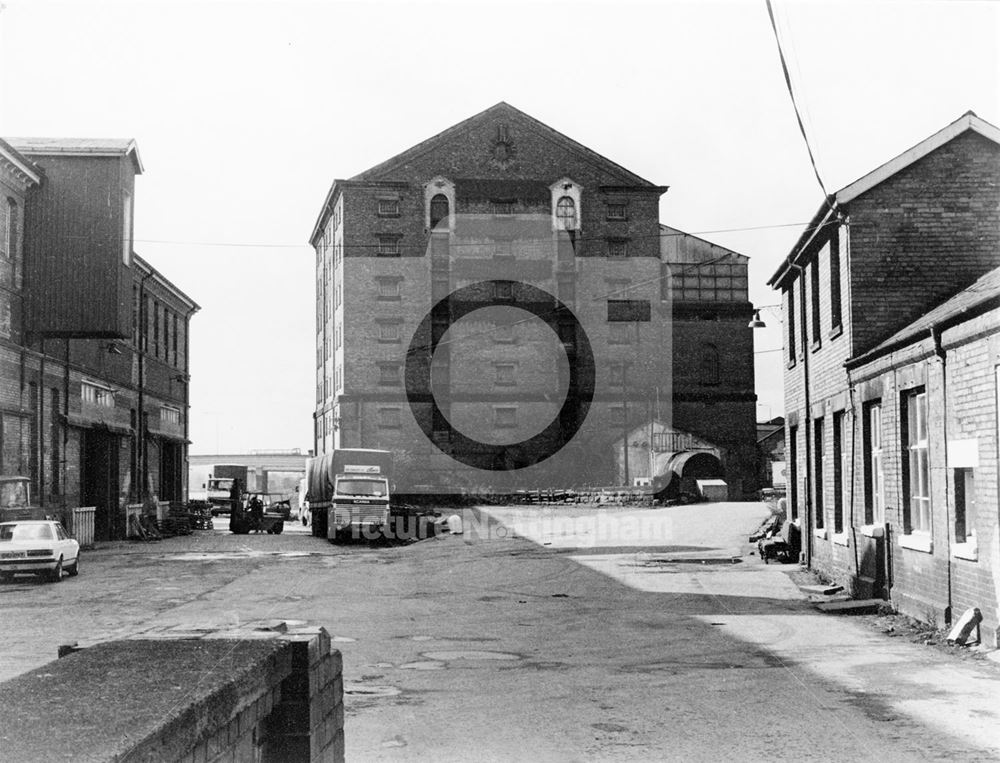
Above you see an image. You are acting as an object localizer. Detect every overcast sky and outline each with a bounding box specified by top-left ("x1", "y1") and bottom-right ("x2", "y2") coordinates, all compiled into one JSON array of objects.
[{"x1": 1, "y1": 0, "x2": 997, "y2": 454}]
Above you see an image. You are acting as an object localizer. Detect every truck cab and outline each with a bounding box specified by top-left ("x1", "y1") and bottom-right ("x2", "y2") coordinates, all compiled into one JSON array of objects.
[
  {"x1": 331, "y1": 468, "x2": 391, "y2": 541},
  {"x1": 306, "y1": 449, "x2": 393, "y2": 542}
]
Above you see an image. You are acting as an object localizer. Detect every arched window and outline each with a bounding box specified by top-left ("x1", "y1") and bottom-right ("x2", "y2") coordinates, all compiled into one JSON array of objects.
[
  {"x1": 555, "y1": 196, "x2": 576, "y2": 230},
  {"x1": 429, "y1": 194, "x2": 450, "y2": 230},
  {"x1": 700, "y1": 344, "x2": 720, "y2": 386}
]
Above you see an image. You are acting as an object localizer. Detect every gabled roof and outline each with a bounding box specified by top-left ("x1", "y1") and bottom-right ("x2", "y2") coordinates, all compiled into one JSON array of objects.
[
  {"x1": 351, "y1": 102, "x2": 658, "y2": 187},
  {"x1": 134, "y1": 254, "x2": 200, "y2": 313},
  {"x1": 310, "y1": 102, "x2": 666, "y2": 247},
  {"x1": 769, "y1": 111, "x2": 1000, "y2": 287},
  {"x1": 0, "y1": 138, "x2": 43, "y2": 187},
  {"x1": 7, "y1": 137, "x2": 144, "y2": 174},
  {"x1": 848, "y1": 263, "x2": 1000, "y2": 367}
]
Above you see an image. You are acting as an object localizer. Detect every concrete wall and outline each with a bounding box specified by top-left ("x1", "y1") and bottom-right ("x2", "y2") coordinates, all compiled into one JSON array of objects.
[{"x1": 0, "y1": 620, "x2": 344, "y2": 763}]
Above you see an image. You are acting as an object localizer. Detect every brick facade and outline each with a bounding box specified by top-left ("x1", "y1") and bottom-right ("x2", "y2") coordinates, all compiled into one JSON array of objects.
[
  {"x1": 311, "y1": 103, "x2": 757, "y2": 497},
  {"x1": 771, "y1": 113, "x2": 1000, "y2": 645},
  {"x1": 0, "y1": 139, "x2": 198, "y2": 540}
]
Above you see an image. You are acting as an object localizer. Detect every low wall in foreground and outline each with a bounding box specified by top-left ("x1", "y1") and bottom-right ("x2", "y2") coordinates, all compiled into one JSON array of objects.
[{"x1": 0, "y1": 620, "x2": 343, "y2": 762}]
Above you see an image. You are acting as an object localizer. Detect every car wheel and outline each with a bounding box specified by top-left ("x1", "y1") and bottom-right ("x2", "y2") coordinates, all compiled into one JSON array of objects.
[
  {"x1": 68, "y1": 554, "x2": 80, "y2": 577},
  {"x1": 49, "y1": 557, "x2": 64, "y2": 583}
]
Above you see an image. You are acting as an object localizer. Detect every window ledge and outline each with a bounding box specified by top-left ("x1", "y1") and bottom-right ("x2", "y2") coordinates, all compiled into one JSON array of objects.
[
  {"x1": 859, "y1": 524, "x2": 885, "y2": 538},
  {"x1": 786, "y1": 359, "x2": 797, "y2": 370},
  {"x1": 810, "y1": 339, "x2": 822, "y2": 353},
  {"x1": 900, "y1": 533, "x2": 933, "y2": 553},
  {"x1": 832, "y1": 531, "x2": 850, "y2": 547},
  {"x1": 952, "y1": 541, "x2": 978, "y2": 561},
  {"x1": 813, "y1": 527, "x2": 827, "y2": 540},
  {"x1": 829, "y1": 324, "x2": 843, "y2": 340}
]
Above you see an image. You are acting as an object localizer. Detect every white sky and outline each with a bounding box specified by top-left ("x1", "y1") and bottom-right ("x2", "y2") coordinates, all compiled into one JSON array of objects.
[{"x1": 1, "y1": 0, "x2": 997, "y2": 454}]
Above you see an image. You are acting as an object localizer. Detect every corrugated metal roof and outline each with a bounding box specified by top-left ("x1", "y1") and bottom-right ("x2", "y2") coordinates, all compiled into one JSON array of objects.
[{"x1": 861, "y1": 263, "x2": 1000, "y2": 357}]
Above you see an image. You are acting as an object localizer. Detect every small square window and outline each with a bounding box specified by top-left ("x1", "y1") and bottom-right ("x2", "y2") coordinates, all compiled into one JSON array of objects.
[
  {"x1": 377, "y1": 322, "x2": 401, "y2": 343},
  {"x1": 494, "y1": 406, "x2": 517, "y2": 428},
  {"x1": 377, "y1": 236, "x2": 401, "y2": 256},
  {"x1": 376, "y1": 277, "x2": 401, "y2": 299},
  {"x1": 607, "y1": 239, "x2": 628, "y2": 258},
  {"x1": 609, "y1": 363, "x2": 625, "y2": 387},
  {"x1": 494, "y1": 282, "x2": 514, "y2": 301},
  {"x1": 494, "y1": 363, "x2": 516, "y2": 386},
  {"x1": 609, "y1": 323, "x2": 633, "y2": 345},
  {"x1": 606, "y1": 203, "x2": 627, "y2": 220},
  {"x1": 378, "y1": 408, "x2": 401, "y2": 428},
  {"x1": 377, "y1": 199, "x2": 400, "y2": 217},
  {"x1": 378, "y1": 363, "x2": 401, "y2": 386}
]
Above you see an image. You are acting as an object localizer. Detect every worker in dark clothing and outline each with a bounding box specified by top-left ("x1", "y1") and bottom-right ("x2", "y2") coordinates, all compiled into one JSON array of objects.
[
  {"x1": 230, "y1": 479, "x2": 242, "y2": 517},
  {"x1": 249, "y1": 495, "x2": 264, "y2": 532}
]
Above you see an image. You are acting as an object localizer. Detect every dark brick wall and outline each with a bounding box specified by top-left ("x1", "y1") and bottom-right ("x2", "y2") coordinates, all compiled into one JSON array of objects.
[{"x1": 848, "y1": 131, "x2": 1000, "y2": 355}]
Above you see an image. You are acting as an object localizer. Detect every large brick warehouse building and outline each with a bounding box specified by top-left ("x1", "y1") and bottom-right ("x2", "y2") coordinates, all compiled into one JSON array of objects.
[{"x1": 309, "y1": 103, "x2": 757, "y2": 496}]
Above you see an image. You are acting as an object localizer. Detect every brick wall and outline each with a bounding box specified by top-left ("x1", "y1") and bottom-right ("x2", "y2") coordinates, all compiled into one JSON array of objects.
[
  {"x1": 0, "y1": 621, "x2": 344, "y2": 763},
  {"x1": 848, "y1": 131, "x2": 1000, "y2": 355},
  {"x1": 316, "y1": 107, "x2": 756, "y2": 493}
]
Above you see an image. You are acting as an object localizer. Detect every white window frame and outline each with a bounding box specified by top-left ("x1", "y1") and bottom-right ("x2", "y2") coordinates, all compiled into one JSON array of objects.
[
  {"x1": 81, "y1": 380, "x2": 115, "y2": 409},
  {"x1": 868, "y1": 403, "x2": 885, "y2": 525},
  {"x1": 905, "y1": 389, "x2": 931, "y2": 536}
]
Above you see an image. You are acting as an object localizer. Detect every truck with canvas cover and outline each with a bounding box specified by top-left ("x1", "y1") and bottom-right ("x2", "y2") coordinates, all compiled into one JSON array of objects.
[{"x1": 306, "y1": 449, "x2": 392, "y2": 541}]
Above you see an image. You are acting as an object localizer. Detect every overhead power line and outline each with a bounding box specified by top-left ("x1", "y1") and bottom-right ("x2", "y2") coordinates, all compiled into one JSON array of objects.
[
  {"x1": 764, "y1": 0, "x2": 831, "y2": 203},
  {"x1": 130, "y1": 217, "x2": 835, "y2": 251}
]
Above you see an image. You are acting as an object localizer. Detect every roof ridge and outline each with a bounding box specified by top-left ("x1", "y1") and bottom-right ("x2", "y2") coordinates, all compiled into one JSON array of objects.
[{"x1": 351, "y1": 102, "x2": 656, "y2": 186}]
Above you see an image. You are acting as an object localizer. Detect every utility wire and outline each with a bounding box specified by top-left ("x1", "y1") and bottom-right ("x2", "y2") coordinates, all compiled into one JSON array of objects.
[
  {"x1": 764, "y1": 0, "x2": 832, "y2": 205},
  {"x1": 130, "y1": 218, "x2": 833, "y2": 251}
]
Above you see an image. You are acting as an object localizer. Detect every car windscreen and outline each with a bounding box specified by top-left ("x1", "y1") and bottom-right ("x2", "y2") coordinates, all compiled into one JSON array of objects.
[
  {"x1": 0, "y1": 523, "x2": 54, "y2": 541},
  {"x1": 334, "y1": 479, "x2": 388, "y2": 497}
]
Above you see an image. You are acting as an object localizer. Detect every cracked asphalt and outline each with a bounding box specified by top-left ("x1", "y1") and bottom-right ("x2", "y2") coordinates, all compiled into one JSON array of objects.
[{"x1": 2, "y1": 503, "x2": 999, "y2": 761}]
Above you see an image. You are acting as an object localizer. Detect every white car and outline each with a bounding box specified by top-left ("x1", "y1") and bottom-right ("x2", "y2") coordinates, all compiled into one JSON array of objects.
[{"x1": 0, "y1": 520, "x2": 80, "y2": 582}]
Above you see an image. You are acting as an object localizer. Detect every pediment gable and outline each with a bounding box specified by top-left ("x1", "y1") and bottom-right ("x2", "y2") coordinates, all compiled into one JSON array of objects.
[{"x1": 350, "y1": 102, "x2": 657, "y2": 187}]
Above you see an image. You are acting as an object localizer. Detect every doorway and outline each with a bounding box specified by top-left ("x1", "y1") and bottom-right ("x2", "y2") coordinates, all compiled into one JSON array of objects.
[
  {"x1": 159, "y1": 440, "x2": 183, "y2": 502},
  {"x1": 82, "y1": 429, "x2": 120, "y2": 541}
]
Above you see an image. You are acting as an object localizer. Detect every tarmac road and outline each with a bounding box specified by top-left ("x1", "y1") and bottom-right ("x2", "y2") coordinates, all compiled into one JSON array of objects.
[{"x1": 1, "y1": 503, "x2": 999, "y2": 761}]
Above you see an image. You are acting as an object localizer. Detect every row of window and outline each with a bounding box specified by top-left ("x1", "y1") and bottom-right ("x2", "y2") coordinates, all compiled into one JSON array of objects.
[
  {"x1": 132, "y1": 288, "x2": 185, "y2": 368},
  {"x1": 787, "y1": 226, "x2": 844, "y2": 361},
  {"x1": 791, "y1": 387, "x2": 974, "y2": 544},
  {"x1": 369, "y1": 235, "x2": 633, "y2": 258},
  {"x1": 372, "y1": 404, "x2": 634, "y2": 431},
  {"x1": 80, "y1": 380, "x2": 181, "y2": 425},
  {"x1": 372, "y1": 194, "x2": 629, "y2": 229}
]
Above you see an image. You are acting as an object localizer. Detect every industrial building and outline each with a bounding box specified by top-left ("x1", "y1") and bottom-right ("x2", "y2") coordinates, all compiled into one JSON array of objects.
[
  {"x1": 0, "y1": 137, "x2": 197, "y2": 540},
  {"x1": 309, "y1": 103, "x2": 757, "y2": 497}
]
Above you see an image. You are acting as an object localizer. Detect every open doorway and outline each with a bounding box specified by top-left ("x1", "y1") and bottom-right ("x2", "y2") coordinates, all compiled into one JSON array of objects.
[{"x1": 81, "y1": 429, "x2": 120, "y2": 541}]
